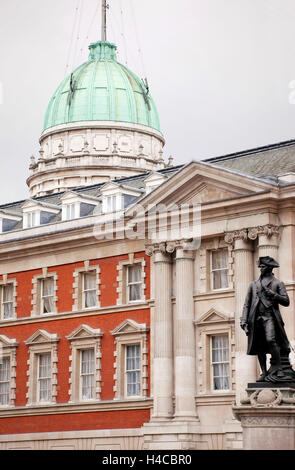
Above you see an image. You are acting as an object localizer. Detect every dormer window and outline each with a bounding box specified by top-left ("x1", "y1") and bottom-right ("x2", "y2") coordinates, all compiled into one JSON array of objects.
[
  {"x1": 61, "y1": 192, "x2": 99, "y2": 221},
  {"x1": 101, "y1": 182, "x2": 143, "y2": 214},
  {"x1": 22, "y1": 200, "x2": 60, "y2": 229}
]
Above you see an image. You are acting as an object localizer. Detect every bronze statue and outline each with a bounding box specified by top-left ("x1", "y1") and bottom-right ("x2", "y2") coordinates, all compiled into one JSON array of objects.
[{"x1": 240, "y1": 256, "x2": 295, "y2": 383}]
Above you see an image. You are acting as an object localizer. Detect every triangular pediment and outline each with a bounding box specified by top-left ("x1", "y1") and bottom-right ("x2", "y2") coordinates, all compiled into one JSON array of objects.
[
  {"x1": 126, "y1": 161, "x2": 275, "y2": 215},
  {"x1": 196, "y1": 308, "x2": 233, "y2": 325},
  {"x1": 67, "y1": 324, "x2": 103, "y2": 341},
  {"x1": 0, "y1": 334, "x2": 18, "y2": 348},
  {"x1": 111, "y1": 319, "x2": 149, "y2": 336},
  {"x1": 144, "y1": 172, "x2": 167, "y2": 184},
  {"x1": 25, "y1": 329, "x2": 59, "y2": 345}
]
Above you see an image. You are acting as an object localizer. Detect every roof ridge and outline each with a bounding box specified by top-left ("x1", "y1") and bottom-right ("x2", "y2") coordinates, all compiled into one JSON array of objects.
[{"x1": 202, "y1": 139, "x2": 295, "y2": 163}]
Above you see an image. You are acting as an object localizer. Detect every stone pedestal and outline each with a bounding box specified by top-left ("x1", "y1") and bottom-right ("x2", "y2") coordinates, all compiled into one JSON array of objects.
[
  {"x1": 142, "y1": 421, "x2": 201, "y2": 450},
  {"x1": 233, "y1": 383, "x2": 295, "y2": 449}
]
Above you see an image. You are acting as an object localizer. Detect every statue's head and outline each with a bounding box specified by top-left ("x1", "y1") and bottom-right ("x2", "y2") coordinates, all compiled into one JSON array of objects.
[{"x1": 258, "y1": 256, "x2": 279, "y2": 276}]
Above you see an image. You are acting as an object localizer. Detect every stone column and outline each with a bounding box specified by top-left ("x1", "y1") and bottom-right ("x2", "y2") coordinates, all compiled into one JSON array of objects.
[
  {"x1": 225, "y1": 230, "x2": 257, "y2": 403},
  {"x1": 173, "y1": 241, "x2": 197, "y2": 420},
  {"x1": 146, "y1": 243, "x2": 174, "y2": 420},
  {"x1": 257, "y1": 225, "x2": 280, "y2": 277}
]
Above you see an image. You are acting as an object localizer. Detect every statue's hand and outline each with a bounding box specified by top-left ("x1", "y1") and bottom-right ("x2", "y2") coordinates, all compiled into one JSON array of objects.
[
  {"x1": 240, "y1": 321, "x2": 249, "y2": 335},
  {"x1": 265, "y1": 288, "x2": 276, "y2": 299}
]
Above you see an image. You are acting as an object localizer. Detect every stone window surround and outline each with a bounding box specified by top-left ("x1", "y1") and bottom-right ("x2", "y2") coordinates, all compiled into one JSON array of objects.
[
  {"x1": 197, "y1": 240, "x2": 234, "y2": 293},
  {"x1": 116, "y1": 254, "x2": 146, "y2": 305},
  {"x1": 72, "y1": 261, "x2": 101, "y2": 311},
  {"x1": 195, "y1": 309, "x2": 235, "y2": 395},
  {"x1": 66, "y1": 324, "x2": 103, "y2": 403},
  {"x1": 31, "y1": 268, "x2": 58, "y2": 317},
  {"x1": 111, "y1": 319, "x2": 149, "y2": 400},
  {"x1": 25, "y1": 329, "x2": 59, "y2": 406},
  {"x1": 0, "y1": 275, "x2": 17, "y2": 321},
  {"x1": 0, "y1": 334, "x2": 18, "y2": 407}
]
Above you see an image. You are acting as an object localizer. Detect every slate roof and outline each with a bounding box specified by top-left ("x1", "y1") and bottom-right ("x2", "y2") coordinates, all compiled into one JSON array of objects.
[{"x1": 203, "y1": 139, "x2": 295, "y2": 181}]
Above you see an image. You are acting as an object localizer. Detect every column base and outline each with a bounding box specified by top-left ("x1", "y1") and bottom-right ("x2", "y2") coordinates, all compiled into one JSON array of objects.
[{"x1": 142, "y1": 419, "x2": 201, "y2": 450}]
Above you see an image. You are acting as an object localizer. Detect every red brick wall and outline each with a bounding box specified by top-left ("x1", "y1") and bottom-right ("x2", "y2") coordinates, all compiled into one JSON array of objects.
[
  {"x1": 0, "y1": 409, "x2": 151, "y2": 435},
  {"x1": 0, "y1": 252, "x2": 151, "y2": 434}
]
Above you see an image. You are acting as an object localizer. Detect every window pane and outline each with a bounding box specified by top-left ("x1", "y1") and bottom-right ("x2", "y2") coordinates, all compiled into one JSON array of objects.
[
  {"x1": 213, "y1": 269, "x2": 229, "y2": 290},
  {"x1": 84, "y1": 273, "x2": 96, "y2": 290},
  {"x1": 211, "y1": 335, "x2": 230, "y2": 391},
  {"x1": 129, "y1": 284, "x2": 142, "y2": 301},
  {"x1": 38, "y1": 353, "x2": 51, "y2": 402},
  {"x1": 212, "y1": 250, "x2": 228, "y2": 270},
  {"x1": 0, "y1": 356, "x2": 10, "y2": 404},
  {"x1": 3, "y1": 285, "x2": 13, "y2": 302},
  {"x1": 42, "y1": 278, "x2": 54, "y2": 296},
  {"x1": 3, "y1": 302, "x2": 13, "y2": 319},
  {"x1": 128, "y1": 265, "x2": 141, "y2": 283},
  {"x1": 80, "y1": 349, "x2": 95, "y2": 400},
  {"x1": 126, "y1": 345, "x2": 141, "y2": 396}
]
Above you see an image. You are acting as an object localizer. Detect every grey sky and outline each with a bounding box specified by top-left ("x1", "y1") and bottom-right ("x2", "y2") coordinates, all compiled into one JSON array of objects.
[{"x1": 1, "y1": 0, "x2": 295, "y2": 205}]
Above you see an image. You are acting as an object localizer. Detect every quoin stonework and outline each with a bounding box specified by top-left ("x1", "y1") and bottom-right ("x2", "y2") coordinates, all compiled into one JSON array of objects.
[{"x1": 1, "y1": 3, "x2": 295, "y2": 451}]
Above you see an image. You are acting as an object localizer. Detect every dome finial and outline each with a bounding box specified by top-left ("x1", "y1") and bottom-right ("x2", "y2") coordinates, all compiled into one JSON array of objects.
[{"x1": 101, "y1": 0, "x2": 109, "y2": 42}]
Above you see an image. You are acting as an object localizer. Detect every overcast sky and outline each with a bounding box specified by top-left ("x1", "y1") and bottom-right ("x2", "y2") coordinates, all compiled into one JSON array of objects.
[{"x1": 1, "y1": 0, "x2": 295, "y2": 205}]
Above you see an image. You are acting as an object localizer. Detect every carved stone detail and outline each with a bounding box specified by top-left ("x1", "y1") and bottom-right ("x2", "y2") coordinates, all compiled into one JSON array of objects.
[{"x1": 225, "y1": 225, "x2": 280, "y2": 244}]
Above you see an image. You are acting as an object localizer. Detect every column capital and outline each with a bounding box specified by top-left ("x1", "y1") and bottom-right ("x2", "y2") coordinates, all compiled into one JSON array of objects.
[
  {"x1": 145, "y1": 239, "x2": 195, "y2": 257},
  {"x1": 224, "y1": 224, "x2": 280, "y2": 246}
]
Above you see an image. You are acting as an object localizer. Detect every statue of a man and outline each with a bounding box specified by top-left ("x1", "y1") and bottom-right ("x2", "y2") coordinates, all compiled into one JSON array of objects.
[{"x1": 240, "y1": 256, "x2": 294, "y2": 383}]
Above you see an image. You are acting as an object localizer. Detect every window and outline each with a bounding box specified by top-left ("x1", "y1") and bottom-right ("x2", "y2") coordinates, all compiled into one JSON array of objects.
[
  {"x1": 66, "y1": 325, "x2": 103, "y2": 403},
  {"x1": 127, "y1": 265, "x2": 142, "y2": 302},
  {"x1": 125, "y1": 344, "x2": 141, "y2": 397},
  {"x1": 80, "y1": 349, "x2": 95, "y2": 400},
  {"x1": 211, "y1": 335, "x2": 230, "y2": 391},
  {"x1": 31, "y1": 270, "x2": 57, "y2": 317},
  {"x1": 72, "y1": 263, "x2": 100, "y2": 312},
  {"x1": 65, "y1": 204, "x2": 76, "y2": 220},
  {"x1": 111, "y1": 319, "x2": 149, "y2": 400},
  {"x1": 210, "y1": 249, "x2": 229, "y2": 290},
  {"x1": 37, "y1": 353, "x2": 52, "y2": 402},
  {"x1": 1, "y1": 284, "x2": 14, "y2": 319},
  {"x1": 82, "y1": 272, "x2": 97, "y2": 308},
  {"x1": 106, "y1": 195, "x2": 117, "y2": 213},
  {"x1": 25, "y1": 329, "x2": 59, "y2": 405},
  {"x1": 0, "y1": 357, "x2": 10, "y2": 405},
  {"x1": 41, "y1": 278, "x2": 54, "y2": 314},
  {"x1": 116, "y1": 257, "x2": 146, "y2": 306},
  {"x1": 27, "y1": 212, "x2": 37, "y2": 228}
]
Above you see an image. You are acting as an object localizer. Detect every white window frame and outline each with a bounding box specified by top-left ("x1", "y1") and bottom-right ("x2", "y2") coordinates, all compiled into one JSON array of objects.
[
  {"x1": 0, "y1": 278, "x2": 17, "y2": 321},
  {"x1": 1, "y1": 284, "x2": 14, "y2": 320},
  {"x1": 126, "y1": 265, "x2": 143, "y2": 303},
  {"x1": 0, "y1": 335, "x2": 18, "y2": 407},
  {"x1": 125, "y1": 343, "x2": 141, "y2": 398},
  {"x1": 37, "y1": 352, "x2": 52, "y2": 403},
  {"x1": 65, "y1": 203, "x2": 77, "y2": 221},
  {"x1": 210, "y1": 249, "x2": 229, "y2": 291},
  {"x1": 25, "y1": 329, "x2": 59, "y2": 406},
  {"x1": 40, "y1": 277, "x2": 55, "y2": 315},
  {"x1": 26, "y1": 211, "x2": 38, "y2": 228},
  {"x1": 66, "y1": 325, "x2": 103, "y2": 403},
  {"x1": 210, "y1": 334, "x2": 230, "y2": 392},
  {"x1": 116, "y1": 256, "x2": 146, "y2": 306},
  {"x1": 0, "y1": 356, "x2": 11, "y2": 406},
  {"x1": 79, "y1": 348, "x2": 95, "y2": 401},
  {"x1": 72, "y1": 262, "x2": 101, "y2": 312},
  {"x1": 31, "y1": 270, "x2": 58, "y2": 317},
  {"x1": 82, "y1": 272, "x2": 98, "y2": 309},
  {"x1": 111, "y1": 319, "x2": 149, "y2": 400}
]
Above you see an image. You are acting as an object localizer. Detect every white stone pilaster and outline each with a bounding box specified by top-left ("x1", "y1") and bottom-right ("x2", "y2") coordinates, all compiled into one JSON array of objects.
[
  {"x1": 174, "y1": 243, "x2": 197, "y2": 420},
  {"x1": 146, "y1": 243, "x2": 173, "y2": 420}
]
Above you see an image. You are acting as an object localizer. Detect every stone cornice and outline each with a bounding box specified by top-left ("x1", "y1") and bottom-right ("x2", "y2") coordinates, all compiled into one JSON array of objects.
[
  {"x1": 0, "y1": 398, "x2": 153, "y2": 418},
  {"x1": 0, "y1": 302, "x2": 150, "y2": 328}
]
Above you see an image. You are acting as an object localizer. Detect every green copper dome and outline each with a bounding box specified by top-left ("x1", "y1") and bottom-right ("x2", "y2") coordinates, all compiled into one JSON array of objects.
[{"x1": 43, "y1": 41, "x2": 161, "y2": 132}]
